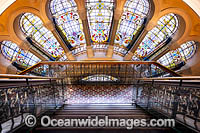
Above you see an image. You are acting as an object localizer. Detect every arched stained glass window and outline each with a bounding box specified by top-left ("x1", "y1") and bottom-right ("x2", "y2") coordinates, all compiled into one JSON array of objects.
[
  {"x1": 0, "y1": 41, "x2": 41, "y2": 67},
  {"x1": 134, "y1": 13, "x2": 179, "y2": 59},
  {"x1": 86, "y1": 0, "x2": 114, "y2": 43},
  {"x1": 115, "y1": 0, "x2": 149, "y2": 47},
  {"x1": 157, "y1": 41, "x2": 197, "y2": 69},
  {"x1": 20, "y1": 13, "x2": 64, "y2": 58},
  {"x1": 50, "y1": 0, "x2": 85, "y2": 47}
]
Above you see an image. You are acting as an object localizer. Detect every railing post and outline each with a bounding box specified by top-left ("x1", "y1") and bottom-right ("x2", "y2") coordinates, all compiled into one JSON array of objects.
[
  {"x1": 6, "y1": 90, "x2": 14, "y2": 130},
  {"x1": 50, "y1": 79, "x2": 57, "y2": 109},
  {"x1": 26, "y1": 78, "x2": 35, "y2": 115},
  {"x1": 132, "y1": 85, "x2": 135, "y2": 105},
  {"x1": 172, "y1": 80, "x2": 182, "y2": 119},
  {"x1": 172, "y1": 92, "x2": 178, "y2": 119},
  {"x1": 62, "y1": 79, "x2": 65, "y2": 106},
  {"x1": 149, "y1": 64, "x2": 152, "y2": 78},
  {"x1": 136, "y1": 80, "x2": 140, "y2": 103},
  {"x1": 0, "y1": 122, "x2": 2, "y2": 132}
]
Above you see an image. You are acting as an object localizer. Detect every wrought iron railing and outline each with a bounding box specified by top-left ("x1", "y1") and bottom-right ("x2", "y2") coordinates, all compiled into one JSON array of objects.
[
  {"x1": 0, "y1": 75, "x2": 64, "y2": 133},
  {"x1": 135, "y1": 77, "x2": 200, "y2": 132},
  {"x1": 17, "y1": 61, "x2": 180, "y2": 85}
]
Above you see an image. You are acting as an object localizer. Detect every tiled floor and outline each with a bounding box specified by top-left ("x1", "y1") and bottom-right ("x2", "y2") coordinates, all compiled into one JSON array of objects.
[{"x1": 64, "y1": 85, "x2": 135, "y2": 104}]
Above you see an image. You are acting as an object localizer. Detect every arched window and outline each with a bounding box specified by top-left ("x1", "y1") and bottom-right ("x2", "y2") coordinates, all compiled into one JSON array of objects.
[
  {"x1": 134, "y1": 13, "x2": 179, "y2": 59},
  {"x1": 115, "y1": 0, "x2": 149, "y2": 47},
  {"x1": 0, "y1": 41, "x2": 41, "y2": 67},
  {"x1": 50, "y1": 0, "x2": 85, "y2": 47},
  {"x1": 86, "y1": 0, "x2": 114, "y2": 43},
  {"x1": 157, "y1": 41, "x2": 197, "y2": 69},
  {"x1": 20, "y1": 13, "x2": 64, "y2": 58}
]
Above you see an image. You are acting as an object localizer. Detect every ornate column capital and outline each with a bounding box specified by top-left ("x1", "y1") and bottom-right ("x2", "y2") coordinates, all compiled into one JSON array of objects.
[
  {"x1": 66, "y1": 52, "x2": 76, "y2": 61},
  {"x1": 106, "y1": 45, "x2": 114, "y2": 58},
  {"x1": 124, "y1": 52, "x2": 134, "y2": 61},
  {"x1": 168, "y1": 42, "x2": 180, "y2": 50},
  {"x1": 19, "y1": 40, "x2": 31, "y2": 50},
  {"x1": 43, "y1": 21, "x2": 55, "y2": 32},
  {"x1": 87, "y1": 46, "x2": 94, "y2": 58},
  {"x1": 145, "y1": 21, "x2": 157, "y2": 31}
]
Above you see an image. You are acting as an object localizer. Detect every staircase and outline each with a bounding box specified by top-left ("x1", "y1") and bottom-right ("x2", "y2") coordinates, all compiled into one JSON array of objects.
[{"x1": 31, "y1": 104, "x2": 173, "y2": 133}]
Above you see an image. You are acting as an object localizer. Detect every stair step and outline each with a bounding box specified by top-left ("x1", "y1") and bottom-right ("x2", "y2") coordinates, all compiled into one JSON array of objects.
[{"x1": 52, "y1": 115, "x2": 151, "y2": 119}]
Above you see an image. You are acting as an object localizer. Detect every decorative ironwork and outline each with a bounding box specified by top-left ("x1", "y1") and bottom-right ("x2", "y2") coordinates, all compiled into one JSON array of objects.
[
  {"x1": 18, "y1": 61, "x2": 180, "y2": 84},
  {"x1": 136, "y1": 79, "x2": 200, "y2": 132},
  {"x1": 0, "y1": 79, "x2": 64, "y2": 132}
]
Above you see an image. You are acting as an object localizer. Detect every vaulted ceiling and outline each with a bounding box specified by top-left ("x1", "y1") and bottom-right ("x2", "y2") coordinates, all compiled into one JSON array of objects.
[{"x1": 1, "y1": 0, "x2": 200, "y2": 17}]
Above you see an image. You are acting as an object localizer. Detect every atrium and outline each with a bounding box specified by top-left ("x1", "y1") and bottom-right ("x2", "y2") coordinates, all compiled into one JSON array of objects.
[{"x1": 0, "y1": 0, "x2": 200, "y2": 133}]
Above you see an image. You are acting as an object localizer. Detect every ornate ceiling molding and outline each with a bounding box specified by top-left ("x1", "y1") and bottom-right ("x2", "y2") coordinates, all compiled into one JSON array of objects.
[
  {"x1": 183, "y1": 0, "x2": 200, "y2": 17},
  {"x1": 0, "y1": 0, "x2": 16, "y2": 15}
]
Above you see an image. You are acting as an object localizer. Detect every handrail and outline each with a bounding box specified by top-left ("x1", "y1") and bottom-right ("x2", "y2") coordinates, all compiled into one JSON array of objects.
[
  {"x1": 0, "y1": 74, "x2": 58, "y2": 79},
  {"x1": 17, "y1": 61, "x2": 181, "y2": 76},
  {"x1": 138, "y1": 76, "x2": 200, "y2": 81}
]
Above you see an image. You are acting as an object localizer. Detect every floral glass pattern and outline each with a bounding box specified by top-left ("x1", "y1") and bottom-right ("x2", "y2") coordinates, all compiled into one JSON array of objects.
[
  {"x1": 86, "y1": 0, "x2": 114, "y2": 43},
  {"x1": 0, "y1": 41, "x2": 41, "y2": 67},
  {"x1": 115, "y1": 0, "x2": 149, "y2": 47},
  {"x1": 50, "y1": 0, "x2": 85, "y2": 47},
  {"x1": 158, "y1": 41, "x2": 197, "y2": 69},
  {"x1": 134, "y1": 13, "x2": 179, "y2": 59},
  {"x1": 20, "y1": 13, "x2": 64, "y2": 58}
]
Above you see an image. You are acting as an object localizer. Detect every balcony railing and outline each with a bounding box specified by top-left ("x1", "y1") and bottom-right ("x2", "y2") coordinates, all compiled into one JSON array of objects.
[
  {"x1": 0, "y1": 74, "x2": 64, "y2": 133},
  {"x1": 18, "y1": 61, "x2": 180, "y2": 85},
  {"x1": 135, "y1": 77, "x2": 200, "y2": 132}
]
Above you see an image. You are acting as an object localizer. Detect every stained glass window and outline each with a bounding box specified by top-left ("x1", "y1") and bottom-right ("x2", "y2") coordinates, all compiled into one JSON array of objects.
[
  {"x1": 59, "y1": 54, "x2": 67, "y2": 61},
  {"x1": 20, "y1": 13, "x2": 64, "y2": 58},
  {"x1": 158, "y1": 41, "x2": 197, "y2": 69},
  {"x1": 82, "y1": 75, "x2": 118, "y2": 82},
  {"x1": 50, "y1": 0, "x2": 85, "y2": 47},
  {"x1": 134, "y1": 13, "x2": 179, "y2": 59},
  {"x1": 86, "y1": 0, "x2": 114, "y2": 43},
  {"x1": 115, "y1": 0, "x2": 149, "y2": 47},
  {"x1": 0, "y1": 41, "x2": 41, "y2": 67}
]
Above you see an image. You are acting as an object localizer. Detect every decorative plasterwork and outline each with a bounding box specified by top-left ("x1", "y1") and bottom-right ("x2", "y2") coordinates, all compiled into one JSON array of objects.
[{"x1": 0, "y1": 0, "x2": 16, "y2": 15}]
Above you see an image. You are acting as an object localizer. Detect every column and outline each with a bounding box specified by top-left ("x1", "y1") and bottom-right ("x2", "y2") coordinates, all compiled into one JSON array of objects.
[
  {"x1": 76, "y1": 0, "x2": 94, "y2": 58},
  {"x1": 106, "y1": 0, "x2": 127, "y2": 58}
]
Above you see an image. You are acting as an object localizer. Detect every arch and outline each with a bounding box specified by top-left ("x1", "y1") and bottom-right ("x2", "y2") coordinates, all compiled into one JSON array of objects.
[
  {"x1": 19, "y1": 12, "x2": 65, "y2": 58},
  {"x1": 49, "y1": 0, "x2": 86, "y2": 47},
  {"x1": 176, "y1": 35, "x2": 200, "y2": 46},
  {"x1": 86, "y1": 0, "x2": 115, "y2": 43},
  {"x1": 8, "y1": 7, "x2": 42, "y2": 45},
  {"x1": 0, "y1": 40, "x2": 41, "y2": 67},
  {"x1": 158, "y1": 7, "x2": 192, "y2": 43},
  {"x1": 114, "y1": 0, "x2": 150, "y2": 47},
  {"x1": 134, "y1": 13, "x2": 179, "y2": 60},
  {"x1": 157, "y1": 41, "x2": 197, "y2": 69}
]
